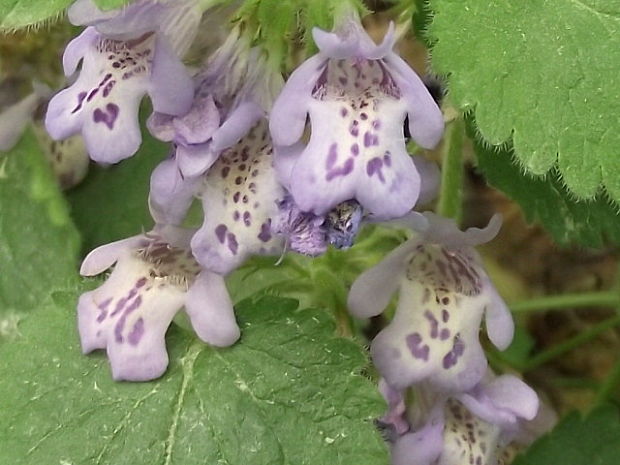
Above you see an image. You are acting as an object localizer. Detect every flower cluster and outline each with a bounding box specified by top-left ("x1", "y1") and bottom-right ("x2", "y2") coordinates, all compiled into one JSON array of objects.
[
  {"x1": 348, "y1": 214, "x2": 550, "y2": 464},
  {"x1": 42, "y1": 3, "x2": 549, "y2": 463},
  {"x1": 44, "y1": 0, "x2": 445, "y2": 381}
]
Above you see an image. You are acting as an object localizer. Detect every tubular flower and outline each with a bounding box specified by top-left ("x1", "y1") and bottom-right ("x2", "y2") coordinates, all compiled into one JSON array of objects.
[
  {"x1": 348, "y1": 213, "x2": 514, "y2": 393},
  {"x1": 45, "y1": 0, "x2": 199, "y2": 164},
  {"x1": 191, "y1": 118, "x2": 285, "y2": 275},
  {"x1": 78, "y1": 226, "x2": 240, "y2": 381},
  {"x1": 270, "y1": 15, "x2": 444, "y2": 219},
  {"x1": 148, "y1": 31, "x2": 290, "y2": 274},
  {"x1": 385, "y1": 374, "x2": 540, "y2": 465}
]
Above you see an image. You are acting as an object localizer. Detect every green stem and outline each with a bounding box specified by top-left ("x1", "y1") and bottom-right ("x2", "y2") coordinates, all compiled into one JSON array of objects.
[
  {"x1": 436, "y1": 117, "x2": 465, "y2": 222},
  {"x1": 597, "y1": 356, "x2": 620, "y2": 402},
  {"x1": 510, "y1": 291, "x2": 619, "y2": 314},
  {"x1": 523, "y1": 313, "x2": 620, "y2": 371}
]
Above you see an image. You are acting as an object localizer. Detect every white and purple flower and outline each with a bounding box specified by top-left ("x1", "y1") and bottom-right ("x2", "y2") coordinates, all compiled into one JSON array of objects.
[
  {"x1": 45, "y1": 0, "x2": 199, "y2": 163},
  {"x1": 191, "y1": 117, "x2": 285, "y2": 274},
  {"x1": 78, "y1": 226, "x2": 240, "y2": 381},
  {"x1": 270, "y1": 15, "x2": 444, "y2": 219},
  {"x1": 384, "y1": 373, "x2": 540, "y2": 465},
  {"x1": 348, "y1": 213, "x2": 514, "y2": 393}
]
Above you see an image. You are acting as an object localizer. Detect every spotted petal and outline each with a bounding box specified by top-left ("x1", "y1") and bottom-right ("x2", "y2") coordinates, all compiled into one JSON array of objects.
[
  {"x1": 78, "y1": 229, "x2": 238, "y2": 381},
  {"x1": 351, "y1": 215, "x2": 511, "y2": 393},
  {"x1": 371, "y1": 250, "x2": 491, "y2": 392},
  {"x1": 45, "y1": 28, "x2": 192, "y2": 163},
  {"x1": 286, "y1": 91, "x2": 420, "y2": 217},
  {"x1": 191, "y1": 119, "x2": 285, "y2": 274},
  {"x1": 436, "y1": 399, "x2": 505, "y2": 465}
]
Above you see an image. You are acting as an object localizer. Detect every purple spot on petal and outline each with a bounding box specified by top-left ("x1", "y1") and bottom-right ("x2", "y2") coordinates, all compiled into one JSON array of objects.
[
  {"x1": 424, "y1": 310, "x2": 439, "y2": 339},
  {"x1": 221, "y1": 167, "x2": 230, "y2": 178},
  {"x1": 351, "y1": 143, "x2": 359, "y2": 156},
  {"x1": 442, "y1": 309, "x2": 450, "y2": 322},
  {"x1": 440, "y1": 328, "x2": 451, "y2": 340},
  {"x1": 113, "y1": 296, "x2": 142, "y2": 343},
  {"x1": 258, "y1": 221, "x2": 272, "y2": 242},
  {"x1": 128, "y1": 318, "x2": 145, "y2": 346},
  {"x1": 406, "y1": 332, "x2": 429, "y2": 361},
  {"x1": 349, "y1": 121, "x2": 359, "y2": 137},
  {"x1": 326, "y1": 143, "x2": 338, "y2": 170},
  {"x1": 71, "y1": 92, "x2": 87, "y2": 114},
  {"x1": 93, "y1": 103, "x2": 119, "y2": 130},
  {"x1": 372, "y1": 120, "x2": 381, "y2": 129},
  {"x1": 442, "y1": 335, "x2": 465, "y2": 369},
  {"x1": 215, "y1": 224, "x2": 228, "y2": 243},
  {"x1": 366, "y1": 157, "x2": 386, "y2": 183},
  {"x1": 86, "y1": 88, "x2": 99, "y2": 102},
  {"x1": 243, "y1": 211, "x2": 251, "y2": 227},
  {"x1": 326, "y1": 158, "x2": 354, "y2": 181},
  {"x1": 102, "y1": 80, "x2": 116, "y2": 97},
  {"x1": 340, "y1": 107, "x2": 348, "y2": 117},
  {"x1": 363, "y1": 131, "x2": 379, "y2": 147},
  {"x1": 383, "y1": 153, "x2": 392, "y2": 166},
  {"x1": 227, "y1": 232, "x2": 238, "y2": 255},
  {"x1": 360, "y1": 112, "x2": 368, "y2": 120}
]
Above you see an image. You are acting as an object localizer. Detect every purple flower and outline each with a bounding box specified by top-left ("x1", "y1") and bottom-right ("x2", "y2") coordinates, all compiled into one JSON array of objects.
[
  {"x1": 190, "y1": 118, "x2": 285, "y2": 274},
  {"x1": 78, "y1": 226, "x2": 240, "y2": 381},
  {"x1": 45, "y1": 0, "x2": 198, "y2": 163},
  {"x1": 147, "y1": 29, "x2": 277, "y2": 180},
  {"x1": 270, "y1": 16, "x2": 444, "y2": 219},
  {"x1": 383, "y1": 373, "x2": 540, "y2": 465},
  {"x1": 148, "y1": 32, "x2": 293, "y2": 274},
  {"x1": 272, "y1": 195, "x2": 365, "y2": 256},
  {"x1": 348, "y1": 213, "x2": 514, "y2": 393},
  {"x1": 272, "y1": 195, "x2": 329, "y2": 257}
]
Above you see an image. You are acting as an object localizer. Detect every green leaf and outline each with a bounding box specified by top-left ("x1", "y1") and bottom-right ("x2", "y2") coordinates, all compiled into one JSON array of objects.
[
  {"x1": 0, "y1": 0, "x2": 129, "y2": 30},
  {"x1": 0, "y1": 290, "x2": 387, "y2": 465},
  {"x1": 473, "y1": 130, "x2": 620, "y2": 247},
  {"x1": 0, "y1": 129, "x2": 79, "y2": 319},
  {"x1": 427, "y1": 0, "x2": 620, "y2": 201},
  {"x1": 67, "y1": 129, "x2": 167, "y2": 253},
  {"x1": 513, "y1": 405, "x2": 620, "y2": 465}
]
